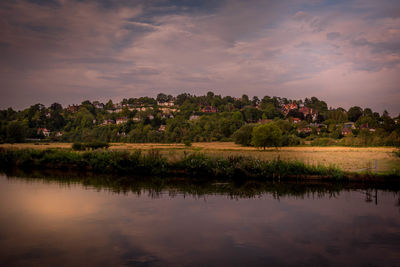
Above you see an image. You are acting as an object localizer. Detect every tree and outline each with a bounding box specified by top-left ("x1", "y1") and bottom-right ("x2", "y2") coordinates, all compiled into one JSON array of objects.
[
  {"x1": 233, "y1": 124, "x2": 256, "y2": 146},
  {"x1": 6, "y1": 121, "x2": 26, "y2": 143},
  {"x1": 156, "y1": 93, "x2": 168, "y2": 103},
  {"x1": 251, "y1": 123, "x2": 282, "y2": 150},
  {"x1": 348, "y1": 106, "x2": 363, "y2": 122}
]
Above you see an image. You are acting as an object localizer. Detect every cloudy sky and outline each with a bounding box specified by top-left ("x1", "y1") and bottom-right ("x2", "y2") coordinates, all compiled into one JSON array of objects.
[{"x1": 0, "y1": 0, "x2": 399, "y2": 114}]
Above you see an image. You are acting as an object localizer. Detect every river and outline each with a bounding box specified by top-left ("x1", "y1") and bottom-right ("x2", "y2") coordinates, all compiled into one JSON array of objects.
[{"x1": 0, "y1": 174, "x2": 399, "y2": 266}]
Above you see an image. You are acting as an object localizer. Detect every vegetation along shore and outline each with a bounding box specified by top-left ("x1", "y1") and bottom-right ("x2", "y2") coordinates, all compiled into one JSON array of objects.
[{"x1": 1, "y1": 148, "x2": 399, "y2": 181}]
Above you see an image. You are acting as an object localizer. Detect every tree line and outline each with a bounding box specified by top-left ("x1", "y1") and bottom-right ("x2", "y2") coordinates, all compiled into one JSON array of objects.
[{"x1": 0, "y1": 92, "x2": 399, "y2": 147}]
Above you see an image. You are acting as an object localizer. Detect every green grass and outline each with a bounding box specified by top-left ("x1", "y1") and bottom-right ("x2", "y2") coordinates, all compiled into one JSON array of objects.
[{"x1": 2, "y1": 147, "x2": 397, "y2": 181}]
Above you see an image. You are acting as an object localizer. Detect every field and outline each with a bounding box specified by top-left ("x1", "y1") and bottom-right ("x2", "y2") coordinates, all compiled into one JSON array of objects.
[{"x1": 1, "y1": 142, "x2": 399, "y2": 173}]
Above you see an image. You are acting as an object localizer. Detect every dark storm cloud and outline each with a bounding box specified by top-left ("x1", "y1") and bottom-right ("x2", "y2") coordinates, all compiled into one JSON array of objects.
[{"x1": 0, "y1": 0, "x2": 399, "y2": 114}]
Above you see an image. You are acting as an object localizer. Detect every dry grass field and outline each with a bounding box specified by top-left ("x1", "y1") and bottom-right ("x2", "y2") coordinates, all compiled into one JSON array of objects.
[{"x1": 1, "y1": 142, "x2": 399, "y2": 173}]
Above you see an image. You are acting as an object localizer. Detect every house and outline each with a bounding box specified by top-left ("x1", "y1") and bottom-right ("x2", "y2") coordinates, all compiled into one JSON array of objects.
[
  {"x1": 341, "y1": 128, "x2": 353, "y2": 136},
  {"x1": 66, "y1": 105, "x2": 79, "y2": 113},
  {"x1": 299, "y1": 106, "x2": 315, "y2": 116},
  {"x1": 158, "y1": 101, "x2": 174, "y2": 107},
  {"x1": 148, "y1": 115, "x2": 154, "y2": 120},
  {"x1": 37, "y1": 128, "x2": 50, "y2": 137},
  {"x1": 158, "y1": 125, "x2": 166, "y2": 132},
  {"x1": 343, "y1": 122, "x2": 355, "y2": 129},
  {"x1": 201, "y1": 106, "x2": 217, "y2": 113},
  {"x1": 293, "y1": 118, "x2": 301, "y2": 124},
  {"x1": 93, "y1": 101, "x2": 104, "y2": 109},
  {"x1": 189, "y1": 115, "x2": 200, "y2": 121},
  {"x1": 116, "y1": 117, "x2": 128, "y2": 124},
  {"x1": 297, "y1": 127, "x2": 312, "y2": 134},
  {"x1": 132, "y1": 117, "x2": 140, "y2": 122},
  {"x1": 101, "y1": 119, "x2": 114, "y2": 125},
  {"x1": 282, "y1": 102, "x2": 298, "y2": 115},
  {"x1": 107, "y1": 108, "x2": 123, "y2": 113},
  {"x1": 159, "y1": 107, "x2": 176, "y2": 114},
  {"x1": 55, "y1": 132, "x2": 63, "y2": 137}
]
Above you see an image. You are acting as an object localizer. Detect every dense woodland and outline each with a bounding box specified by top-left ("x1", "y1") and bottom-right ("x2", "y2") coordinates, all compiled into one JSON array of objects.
[{"x1": 1, "y1": 92, "x2": 399, "y2": 147}]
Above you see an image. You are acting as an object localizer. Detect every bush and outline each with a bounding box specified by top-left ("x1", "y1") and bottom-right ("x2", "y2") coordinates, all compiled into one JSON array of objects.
[
  {"x1": 72, "y1": 142, "x2": 85, "y2": 151},
  {"x1": 72, "y1": 142, "x2": 109, "y2": 151},
  {"x1": 311, "y1": 138, "x2": 337, "y2": 146},
  {"x1": 183, "y1": 139, "x2": 192, "y2": 147},
  {"x1": 233, "y1": 124, "x2": 256, "y2": 146},
  {"x1": 85, "y1": 142, "x2": 110, "y2": 150}
]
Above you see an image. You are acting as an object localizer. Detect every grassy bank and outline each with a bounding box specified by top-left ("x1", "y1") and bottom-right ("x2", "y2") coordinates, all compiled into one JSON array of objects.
[
  {"x1": 0, "y1": 148, "x2": 350, "y2": 180},
  {"x1": 1, "y1": 142, "x2": 399, "y2": 172}
]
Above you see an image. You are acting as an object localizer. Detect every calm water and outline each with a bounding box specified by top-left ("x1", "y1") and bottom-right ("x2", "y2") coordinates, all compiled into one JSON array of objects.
[{"x1": 0, "y1": 174, "x2": 399, "y2": 267}]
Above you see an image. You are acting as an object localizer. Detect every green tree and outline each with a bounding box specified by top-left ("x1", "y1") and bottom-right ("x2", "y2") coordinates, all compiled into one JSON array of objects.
[
  {"x1": 6, "y1": 121, "x2": 26, "y2": 143},
  {"x1": 348, "y1": 106, "x2": 363, "y2": 122},
  {"x1": 233, "y1": 124, "x2": 256, "y2": 146},
  {"x1": 251, "y1": 123, "x2": 282, "y2": 150}
]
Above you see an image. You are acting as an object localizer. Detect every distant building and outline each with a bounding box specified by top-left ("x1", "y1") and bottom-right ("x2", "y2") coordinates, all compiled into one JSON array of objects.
[
  {"x1": 66, "y1": 105, "x2": 79, "y2": 113},
  {"x1": 158, "y1": 101, "x2": 174, "y2": 107},
  {"x1": 189, "y1": 115, "x2": 200, "y2": 121},
  {"x1": 93, "y1": 101, "x2": 104, "y2": 109},
  {"x1": 201, "y1": 106, "x2": 217, "y2": 113},
  {"x1": 158, "y1": 125, "x2": 166, "y2": 132},
  {"x1": 282, "y1": 102, "x2": 298, "y2": 115},
  {"x1": 116, "y1": 117, "x2": 128, "y2": 124},
  {"x1": 341, "y1": 128, "x2": 353, "y2": 136},
  {"x1": 343, "y1": 122, "x2": 356, "y2": 129},
  {"x1": 297, "y1": 127, "x2": 312, "y2": 134},
  {"x1": 37, "y1": 128, "x2": 50, "y2": 137},
  {"x1": 55, "y1": 131, "x2": 63, "y2": 137},
  {"x1": 101, "y1": 119, "x2": 114, "y2": 125},
  {"x1": 293, "y1": 118, "x2": 301, "y2": 124}
]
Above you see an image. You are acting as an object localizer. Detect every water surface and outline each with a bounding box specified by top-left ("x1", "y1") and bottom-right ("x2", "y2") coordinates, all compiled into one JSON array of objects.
[{"x1": 0, "y1": 174, "x2": 399, "y2": 266}]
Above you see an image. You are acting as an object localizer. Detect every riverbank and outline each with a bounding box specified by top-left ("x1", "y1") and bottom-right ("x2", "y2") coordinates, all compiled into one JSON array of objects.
[
  {"x1": 1, "y1": 142, "x2": 399, "y2": 172},
  {"x1": 0, "y1": 148, "x2": 399, "y2": 181}
]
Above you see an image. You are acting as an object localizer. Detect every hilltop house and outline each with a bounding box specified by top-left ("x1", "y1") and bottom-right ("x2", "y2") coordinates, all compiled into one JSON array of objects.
[
  {"x1": 101, "y1": 119, "x2": 114, "y2": 125},
  {"x1": 37, "y1": 128, "x2": 50, "y2": 137},
  {"x1": 297, "y1": 127, "x2": 312, "y2": 134},
  {"x1": 157, "y1": 101, "x2": 174, "y2": 107},
  {"x1": 282, "y1": 102, "x2": 298, "y2": 115},
  {"x1": 116, "y1": 117, "x2": 128, "y2": 124},
  {"x1": 341, "y1": 127, "x2": 352, "y2": 136},
  {"x1": 343, "y1": 122, "x2": 356, "y2": 129},
  {"x1": 293, "y1": 118, "x2": 301, "y2": 124},
  {"x1": 66, "y1": 105, "x2": 79, "y2": 113},
  {"x1": 201, "y1": 106, "x2": 217, "y2": 113},
  {"x1": 189, "y1": 115, "x2": 200, "y2": 121}
]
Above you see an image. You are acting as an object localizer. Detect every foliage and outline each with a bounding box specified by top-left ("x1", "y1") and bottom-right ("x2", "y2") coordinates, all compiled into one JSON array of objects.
[
  {"x1": 72, "y1": 142, "x2": 109, "y2": 151},
  {"x1": 233, "y1": 124, "x2": 256, "y2": 146},
  {"x1": 0, "y1": 92, "x2": 399, "y2": 147},
  {"x1": 251, "y1": 123, "x2": 283, "y2": 150},
  {"x1": 0, "y1": 148, "x2": 347, "y2": 180},
  {"x1": 6, "y1": 121, "x2": 26, "y2": 143}
]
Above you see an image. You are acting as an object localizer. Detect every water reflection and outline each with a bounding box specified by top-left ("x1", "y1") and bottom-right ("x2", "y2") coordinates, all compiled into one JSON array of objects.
[{"x1": 0, "y1": 173, "x2": 399, "y2": 266}]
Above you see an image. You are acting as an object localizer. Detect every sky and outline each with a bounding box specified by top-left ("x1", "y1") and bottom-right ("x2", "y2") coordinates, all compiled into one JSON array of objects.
[{"x1": 0, "y1": 0, "x2": 399, "y2": 115}]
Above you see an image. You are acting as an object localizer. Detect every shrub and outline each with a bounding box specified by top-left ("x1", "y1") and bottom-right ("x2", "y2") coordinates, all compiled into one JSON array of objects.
[
  {"x1": 311, "y1": 138, "x2": 336, "y2": 146},
  {"x1": 183, "y1": 138, "x2": 192, "y2": 147},
  {"x1": 85, "y1": 142, "x2": 110, "y2": 150},
  {"x1": 72, "y1": 142, "x2": 85, "y2": 151}
]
